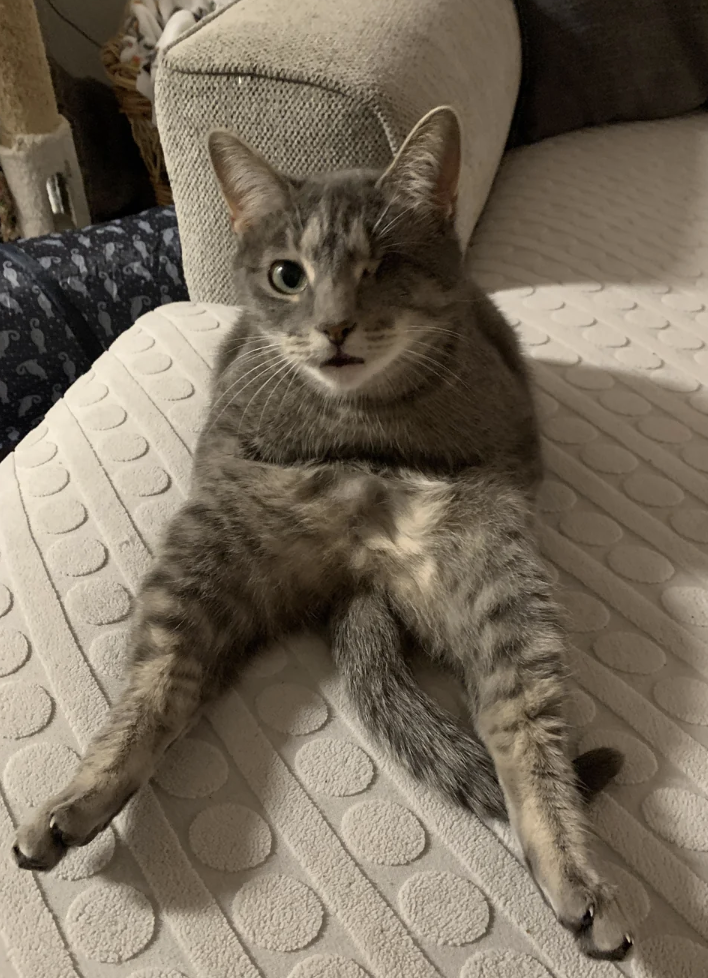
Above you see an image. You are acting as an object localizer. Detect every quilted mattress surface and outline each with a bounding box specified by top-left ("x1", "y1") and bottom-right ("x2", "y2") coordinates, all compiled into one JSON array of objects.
[{"x1": 2, "y1": 115, "x2": 708, "y2": 978}]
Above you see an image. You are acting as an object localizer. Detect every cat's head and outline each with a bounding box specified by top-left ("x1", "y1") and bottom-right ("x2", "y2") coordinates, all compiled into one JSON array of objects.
[{"x1": 208, "y1": 106, "x2": 463, "y2": 396}]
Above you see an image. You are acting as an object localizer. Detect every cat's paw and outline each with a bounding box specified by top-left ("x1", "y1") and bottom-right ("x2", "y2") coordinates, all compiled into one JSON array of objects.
[
  {"x1": 13, "y1": 790, "x2": 113, "y2": 871},
  {"x1": 556, "y1": 881, "x2": 633, "y2": 961}
]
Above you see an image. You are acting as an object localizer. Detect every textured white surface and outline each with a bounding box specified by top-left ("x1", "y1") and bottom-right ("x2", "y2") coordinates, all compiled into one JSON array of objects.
[{"x1": 3, "y1": 114, "x2": 708, "y2": 976}]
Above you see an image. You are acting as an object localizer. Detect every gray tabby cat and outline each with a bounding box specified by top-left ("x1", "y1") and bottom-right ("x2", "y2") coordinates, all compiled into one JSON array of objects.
[{"x1": 14, "y1": 107, "x2": 632, "y2": 960}]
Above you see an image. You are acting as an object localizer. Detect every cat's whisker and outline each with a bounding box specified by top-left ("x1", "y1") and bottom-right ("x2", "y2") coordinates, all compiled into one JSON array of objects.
[
  {"x1": 255, "y1": 359, "x2": 299, "y2": 438},
  {"x1": 236, "y1": 356, "x2": 290, "y2": 436}
]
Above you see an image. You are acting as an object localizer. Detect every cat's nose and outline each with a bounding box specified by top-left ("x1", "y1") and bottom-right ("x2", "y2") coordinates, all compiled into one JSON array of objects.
[{"x1": 320, "y1": 322, "x2": 355, "y2": 345}]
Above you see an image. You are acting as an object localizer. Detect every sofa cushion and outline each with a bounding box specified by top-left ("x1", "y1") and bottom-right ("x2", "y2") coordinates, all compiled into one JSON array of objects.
[
  {"x1": 155, "y1": 0, "x2": 521, "y2": 303},
  {"x1": 3, "y1": 115, "x2": 708, "y2": 973},
  {"x1": 512, "y1": 0, "x2": 708, "y2": 143}
]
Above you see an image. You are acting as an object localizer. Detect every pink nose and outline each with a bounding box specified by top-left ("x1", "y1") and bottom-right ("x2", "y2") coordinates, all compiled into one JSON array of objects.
[{"x1": 321, "y1": 323, "x2": 354, "y2": 345}]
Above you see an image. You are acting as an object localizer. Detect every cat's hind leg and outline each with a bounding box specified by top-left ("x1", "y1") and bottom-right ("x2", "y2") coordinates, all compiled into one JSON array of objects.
[
  {"x1": 13, "y1": 502, "x2": 262, "y2": 871},
  {"x1": 463, "y1": 537, "x2": 632, "y2": 960}
]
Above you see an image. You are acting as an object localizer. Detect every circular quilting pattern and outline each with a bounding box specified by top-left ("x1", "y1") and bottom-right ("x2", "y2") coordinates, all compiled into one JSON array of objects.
[
  {"x1": 38, "y1": 497, "x2": 87, "y2": 534},
  {"x1": 662, "y1": 292, "x2": 704, "y2": 311},
  {"x1": 181, "y1": 313, "x2": 220, "y2": 331},
  {"x1": 568, "y1": 688, "x2": 596, "y2": 726},
  {"x1": 642, "y1": 789, "x2": 708, "y2": 849},
  {"x1": 559, "y1": 511, "x2": 623, "y2": 546},
  {"x1": 295, "y1": 739, "x2": 374, "y2": 796},
  {"x1": 682, "y1": 444, "x2": 708, "y2": 472},
  {"x1": 551, "y1": 307, "x2": 595, "y2": 327},
  {"x1": 65, "y1": 580, "x2": 131, "y2": 625},
  {"x1": 659, "y1": 327, "x2": 704, "y2": 350},
  {"x1": 534, "y1": 393, "x2": 559, "y2": 420},
  {"x1": 623, "y1": 473, "x2": 683, "y2": 507},
  {"x1": 66, "y1": 882, "x2": 154, "y2": 962},
  {"x1": 653, "y1": 676, "x2": 708, "y2": 725},
  {"x1": 577, "y1": 729, "x2": 657, "y2": 784},
  {"x1": 580, "y1": 442, "x2": 638, "y2": 474},
  {"x1": 671, "y1": 509, "x2": 708, "y2": 543},
  {"x1": 460, "y1": 951, "x2": 551, "y2": 978},
  {"x1": 596, "y1": 860, "x2": 651, "y2": 925},
  {"x1": 625, "y1": 309, "x2": 667, "y2": 330},
  {"x1": 544, "y1": 417, "x2": 598, "y2": 445},
  {"x1": 190, "y1": 804, "x2": 272, "y2": 871},
  {"x1": 0, "y1": 628, "x2": 30, "y2": 675},
  {"x1": 632, "y1": 936, "x2": 708, "y2": 978},
  {"x1": 15, "y1": 439, "x2": 57, "y2": 468},
  {"x1": 245, "y1": 644, "x2": 288, "y2": 678},
  {"x1": 583, "y1": 325, "x2": 627, "y2": 348},
  {"x1": 536, "y1": 480, "x2": 577, "y2": 513},
  {"x1": 233, "y1": 875, "x2": 323, "y2": 951},
  {"x1": 598, "y1": 390, "x2": 650, "y2": 416},
  {"x1": 398, "y1": 872, "x2": 489, "y2": 946},
  {"x1": 70, "y1": 381, "x2": 109, "y2": 407},
  {"x1": 613, "y1": 345, "x2": 662, "y2": 370},
  {"x1": 661, "y1": 586, "x2": 708, "y2": 625},
  {"x1": 148, "y1": 376, "x2": 194, "y2": 401},
  {"x1": 562, "y1": 592, "x2": 610, "y2": 632},
  {"x1": 4, "y1": 742, "x2": 77, "y2": 806},
  {"x1": 0, "y1": 681, "x2": 52, "y2": 737},
  {"x1": 84, "y1": 404, "x2": 127, "y2": 431},
  {"x1": 255, "y1": 684, "x2": 328, "y2": 734},
  {"x1": 132, "y1": 352, "x2": 172, "y2": 375},
  {"x1": 530, "y1": 341, "x2": 579, "y2": 365},
  {"x1": 0, "y1": 584, "x2": 11, "y2": 617},
  {"x1": 288, "y1": 955, "x2": 369, "y2": 977},
  {"x1": 607, "y1": 545, "x2": 674, "y2": 583},
  {"x1": 689, "y1": 390, "x2": 708, "y2": 414},
  {"x1": 593, "y1": 632, "x2": 665, "y2": 674},
  {"x1": 342, "y1": 801, "x2": 425, "y2": 865},
  {"x1": 653, "y1": 368, "x2": 699, "y2": 393},
  {"x1": 135, "y1": 497, "x2": 181, "y2": 547},
  {"x1": 169, "y1": 402, "x2": 206, "y2": 434},
  {"x1": 47, "y1": 537, "x2": 107, "y2": 577},
  {"x1": 155, "y1": 738, "x2": 229, "y2": 798},
  {"x1": 637, "y1": 417, "x2": 691, "y2": 444},
  {"x1": 565, "y1": 367, "x2": 614, "y2": 390},
  {"x1": 523, "y1": 290, "x2": 564, "y2": 311},
  {"x1": 115, "y1": 329, "x2": 155, "y2": 354},
  {"x1": 115, "y1": 464, "x2": 170, "y2": 497},
  {"x1": 24, "y1": 464, "x2": 69, "y2": 496},
  {"x1": 128, "y1": 971, "x2": 188, "y2": 978},
  {"x1": 102, "y1": 432, "x2": 149, "y2": 461},
  {"x1": 56, "y1": 827, "x2": 116, "y2": 881},
  {"x1": 22, "y1": 422, "x2": 48, "y2": 446},
  {"x1": 594, "y1": 290, "x2": 635, "y2": 310},
  {"x1": 89, "y1": 630, "x2": 127, "y2": 677},
  {"x1": 517, "y1": 324, "x2": 548, "y2": 346}
]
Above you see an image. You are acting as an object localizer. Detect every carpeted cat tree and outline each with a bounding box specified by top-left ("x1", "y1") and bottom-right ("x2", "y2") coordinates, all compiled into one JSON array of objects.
[{"x1": 0, "y1": 0, "x2": 89, "y2": 238}]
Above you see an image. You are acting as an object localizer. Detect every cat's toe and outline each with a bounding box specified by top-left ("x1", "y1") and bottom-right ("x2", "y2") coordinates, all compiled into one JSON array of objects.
[
  {"x1": 12, "y1": 812, "x2": 67, "y2": 871},
  {"x1": 558, "y1": 891, "x2": 633, "y2": 961}
]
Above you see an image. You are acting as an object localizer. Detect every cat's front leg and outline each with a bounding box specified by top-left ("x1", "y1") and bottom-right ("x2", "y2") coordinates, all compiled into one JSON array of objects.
[{"x1": 13, "y1": 501, "x2": 257, "y2": 871}]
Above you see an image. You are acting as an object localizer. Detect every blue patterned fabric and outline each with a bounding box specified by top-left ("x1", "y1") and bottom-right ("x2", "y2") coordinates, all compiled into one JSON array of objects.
[{"x1": 0, "y1": 206, "x2": 187, "y2": 458}]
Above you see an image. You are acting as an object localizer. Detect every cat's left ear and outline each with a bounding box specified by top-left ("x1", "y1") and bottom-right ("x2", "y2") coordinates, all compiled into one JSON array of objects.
[
  {"x1": 377, "y1": 106, "x2": 461, "y2": 221},
  {"x1": 208, "y1": 130, "x2": 289, "y2": 234}
]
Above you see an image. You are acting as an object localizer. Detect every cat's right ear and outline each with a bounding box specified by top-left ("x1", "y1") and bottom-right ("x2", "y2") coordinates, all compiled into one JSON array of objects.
[{"x1": 208, "y1": 130, "x2": 288, "y2": 234}]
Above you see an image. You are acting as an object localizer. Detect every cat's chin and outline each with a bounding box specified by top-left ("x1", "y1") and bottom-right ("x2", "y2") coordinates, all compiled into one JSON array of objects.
[{"x1": 316, "y1": 360, "x2": 370, "y2": 392}]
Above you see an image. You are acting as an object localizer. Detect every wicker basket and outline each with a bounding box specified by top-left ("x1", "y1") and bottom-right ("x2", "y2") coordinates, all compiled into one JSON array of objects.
[{"x1": 102, "y1": 36, "x2": 173, "y2": 207}]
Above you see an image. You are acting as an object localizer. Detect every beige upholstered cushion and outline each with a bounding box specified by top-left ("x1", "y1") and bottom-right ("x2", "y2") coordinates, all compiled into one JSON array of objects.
[{"x1": 155, "y1": 0, "x2": 521, "y2": 302}]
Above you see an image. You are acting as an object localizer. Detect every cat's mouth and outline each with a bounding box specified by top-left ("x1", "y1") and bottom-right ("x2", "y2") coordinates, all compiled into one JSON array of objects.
[{"x1": 321, "y1": 353, "x2": 365, "y2": 369}]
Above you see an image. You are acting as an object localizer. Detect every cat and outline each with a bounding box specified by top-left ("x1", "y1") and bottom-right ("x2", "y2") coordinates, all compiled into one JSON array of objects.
[{"x1": 13, "y1": 106, "x2": 632, "y2": 961}]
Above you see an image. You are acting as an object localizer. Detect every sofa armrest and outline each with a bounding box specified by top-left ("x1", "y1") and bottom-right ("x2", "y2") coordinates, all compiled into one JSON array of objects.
[{"x1": 156, "y1": 0, "x2": 521, "y2": 303}]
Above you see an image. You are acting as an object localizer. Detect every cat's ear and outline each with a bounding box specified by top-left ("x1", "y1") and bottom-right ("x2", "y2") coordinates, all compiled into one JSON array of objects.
[
  {"x1": 208, "y1": 130, "x2": 289, "y2": 234},
  {"x1": 377, "y1": 106, "x2": 461, "y2": 220}
]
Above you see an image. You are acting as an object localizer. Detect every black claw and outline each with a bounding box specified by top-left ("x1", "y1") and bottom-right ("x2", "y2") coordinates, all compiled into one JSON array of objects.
[{"x1": 580, "y1": 906, "x2": 595, "y2": 931}]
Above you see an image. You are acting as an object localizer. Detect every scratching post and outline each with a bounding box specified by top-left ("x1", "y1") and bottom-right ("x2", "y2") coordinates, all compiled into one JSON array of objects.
[{"x1": 0, "y1": 0, "x2": 89, "y2": 237}]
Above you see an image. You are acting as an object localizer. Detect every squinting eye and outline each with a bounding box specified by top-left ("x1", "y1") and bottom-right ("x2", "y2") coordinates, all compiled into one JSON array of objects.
[{"x1": 268, "y1": 260, "x2": 307, "y2": 295}]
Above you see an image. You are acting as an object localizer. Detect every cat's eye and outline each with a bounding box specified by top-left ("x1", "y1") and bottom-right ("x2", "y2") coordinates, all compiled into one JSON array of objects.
[{"x1": 268, "y1": 260, "x2": 307, "y2": 295}]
